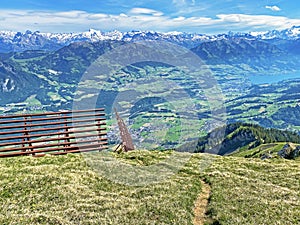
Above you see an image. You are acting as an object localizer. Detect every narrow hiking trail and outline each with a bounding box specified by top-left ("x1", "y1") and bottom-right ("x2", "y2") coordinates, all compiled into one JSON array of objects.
[{"x1": 193, "y1": 180, "x2": 211, "y2": 225}]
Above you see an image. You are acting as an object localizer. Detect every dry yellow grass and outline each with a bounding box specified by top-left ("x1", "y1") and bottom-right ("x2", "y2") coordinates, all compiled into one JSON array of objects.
[
  {"x1": 0, "y1": 151, "x2": 299, "y2": 225},
  {"x1": 202, "y1": 155, "x2": 300, "y2": 225},
  {"x1": 0, "y1": 151, "x2": 202, "y2": 225}
]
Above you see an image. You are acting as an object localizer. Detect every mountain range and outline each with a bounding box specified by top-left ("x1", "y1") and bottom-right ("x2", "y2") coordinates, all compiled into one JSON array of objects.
[
  {"x1": 1, "y1": 26, "x2": 300, "y2": 53},
  {"x1": 0, "y1": 26, "x2": 300, "y2": 110},
  {"x1": 0, "y1": 26, "x2": 300, "y2": 141},
  {"x1": 0, "y1": 38, "x2": 297, "y2": 110}
]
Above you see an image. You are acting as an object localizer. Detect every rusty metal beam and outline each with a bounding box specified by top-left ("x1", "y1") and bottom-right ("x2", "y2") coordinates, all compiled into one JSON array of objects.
[{"x1": 114, "y1": 108, "x2": 135, "y2": 152}]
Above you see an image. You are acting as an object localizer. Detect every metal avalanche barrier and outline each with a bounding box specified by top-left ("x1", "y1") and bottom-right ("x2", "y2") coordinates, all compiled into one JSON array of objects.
[{"x1": 0, "y1": 108, "x2": 108, "y2": 157}]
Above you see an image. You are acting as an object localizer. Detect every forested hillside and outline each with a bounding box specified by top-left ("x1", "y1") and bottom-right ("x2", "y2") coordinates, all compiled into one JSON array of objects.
[{"x1": 191, "y1": 122, "x2": 300, "y2": 155}]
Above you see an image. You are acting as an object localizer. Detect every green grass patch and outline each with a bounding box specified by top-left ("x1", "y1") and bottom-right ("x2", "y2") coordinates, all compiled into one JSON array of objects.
[
  {"x1": 0, "y1": 151, "x2": 202, "y2": 225},
  {"x1": 0, "y1": 151, "x2": 299, "y2": 224},
  {"x1": 202, "y1": 155, "x2": 300, "y2": 225},
  {"x1": 232, "y1": 142, "x2": 298, "y2": 159}
]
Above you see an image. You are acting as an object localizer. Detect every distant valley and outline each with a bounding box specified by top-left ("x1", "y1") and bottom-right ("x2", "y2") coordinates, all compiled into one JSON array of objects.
[{"x1": 1, "y1": 27, "x2": 300, "y2": 150}]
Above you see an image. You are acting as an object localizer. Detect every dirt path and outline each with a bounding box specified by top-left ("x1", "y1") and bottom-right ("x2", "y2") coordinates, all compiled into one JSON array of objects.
[{"x1": 193, "y1": 180, "x2": 211, "y2": 225}]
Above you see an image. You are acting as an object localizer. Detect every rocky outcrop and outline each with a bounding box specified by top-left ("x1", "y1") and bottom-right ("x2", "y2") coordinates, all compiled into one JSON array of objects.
[{"x1": 278, "y1": 143, "x2": 300, "y2": 159}]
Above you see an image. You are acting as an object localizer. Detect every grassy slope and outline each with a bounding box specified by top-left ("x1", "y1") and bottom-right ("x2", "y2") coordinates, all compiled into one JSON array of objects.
[
  {"x1": 202, "y1": 155, "x2": 300, "y2": 225},
  {"x1": 0, "y1": 151, "x2": 299, "y2": 225},
  {"x1": 231, "y1": 142, "x2": 300, "y2": 159},
  {"x1": 231, "y1": 142, "x2": 285, "y2": 158},
  {"x1": 0, "y1": 151, "x2": 202, "y2": 225}
]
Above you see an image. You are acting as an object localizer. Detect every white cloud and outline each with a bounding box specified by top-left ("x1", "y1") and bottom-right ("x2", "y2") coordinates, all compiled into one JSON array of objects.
[
  {"x1": 129, "y1": 8, "x2": 163, "y2": 16},
  {"x1": 265, "y1": 5, "x2": 281, "y2": 12},
  {"x1": 217, "y1": 14, "x2": 300, "y2": 30},
  {"x1": 173, "y1": 16, "x2": 186, "y2": 21},
  {"x1": 0, "y1": 9, "x2": 299, "y2": 34},
  {"x1": 54, "y1": 11, "x2": 87, "y2": 18},
  {"x1": 88, "y1": 13, "x2": 109, "y2": 20}
]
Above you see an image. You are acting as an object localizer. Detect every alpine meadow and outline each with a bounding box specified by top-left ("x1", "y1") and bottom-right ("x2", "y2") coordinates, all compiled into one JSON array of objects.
[{"x1": 0, "y1": 1, "x2": 300, "y2": 224}]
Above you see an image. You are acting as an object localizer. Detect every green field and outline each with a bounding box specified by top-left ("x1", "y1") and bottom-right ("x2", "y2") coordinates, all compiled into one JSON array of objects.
[
  {"x1": 0, "y1": 150, "x2": 299, "y2": 224},
  {"x1": 2, "y1": 55, "x2": 300, "y2": 150}
]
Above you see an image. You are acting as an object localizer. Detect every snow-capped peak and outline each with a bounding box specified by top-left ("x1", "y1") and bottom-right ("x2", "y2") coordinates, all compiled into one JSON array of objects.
[
  {"x1": 0, "y1": 26, "x2": 300, "y2": 53},
  {"x1": 253, "y1": 26, "x2": 300, "y2": 40},
  {"x1": 249, "y1": 31, "x2": 268, "y2": 37},
  {"x1": 289, "y1": 25, "x2": 300, "y2": 36}
]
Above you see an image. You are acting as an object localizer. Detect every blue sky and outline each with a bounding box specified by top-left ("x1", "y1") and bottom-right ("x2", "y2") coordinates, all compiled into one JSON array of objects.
[{"x1": 0, "y1": 0, "x2": 299, "y2": 33}]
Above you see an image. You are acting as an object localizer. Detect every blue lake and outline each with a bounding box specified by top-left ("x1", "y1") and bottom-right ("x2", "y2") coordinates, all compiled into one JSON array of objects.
[{"x1": 247, "y1": 72, "x2": 300, "y2": 85}]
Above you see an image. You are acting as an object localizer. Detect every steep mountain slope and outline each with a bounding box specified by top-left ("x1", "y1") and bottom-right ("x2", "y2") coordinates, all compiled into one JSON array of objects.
[
  {"x1": 232, "y1": 142, "x2": 300, "y2": 159},
  {"x1": 0, "y1": 60, "x2": 43, "y2": 105},
  {"x1": 192, "y1": 122, "x2": 300, "y2": 155},
  {"x1": 35, "y1": 41, "x2": 118, "y2": 83},
  {"x1": 191, "y1": 38, "x2": 299, "y2": 70},
  {"x1": 0, "y1": 41, "x2": 119, "y2": 109},
  {"x1": 192, "y1": 38, "x2": 280, "y2": 60},
  {"x1": 0, "y1": 30, "x2": 63, "y2": 52},
  {"x1": 278, "y1": 38, "x2": 300, "y2": 55}
]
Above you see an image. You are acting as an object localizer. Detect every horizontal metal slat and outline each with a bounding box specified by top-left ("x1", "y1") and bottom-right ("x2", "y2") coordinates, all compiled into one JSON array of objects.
[
  {"x1": 0, "y1": 127, "x2": 106, "y2": 142},
  {"x1": 0, "y1": 118, "x2": 106, "y2": 131},
  {"x1": 0, "y1": 122, "x2": 106, "y2": 136},
  {"x1": 0, "y1": 142, "x2": 109, "y2": 157},
  {"x1": 0, "y1": 112, "x2": 105, "y2": 125},
  {"x1": 0, "y1": 108, "x2": 105, "y2": 119},
  {"x1": 0, "y1": 133, "x2": 106, "y2": 152}
]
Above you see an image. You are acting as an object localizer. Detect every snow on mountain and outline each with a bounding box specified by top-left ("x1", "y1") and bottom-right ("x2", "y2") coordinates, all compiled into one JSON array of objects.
[
  {"x1": 253, "y1": 26, "x2": 300, "y2": 40},
  {"x1": 0, "y1": 26, "x2": 300, "y2": 53},
  {"x1": 0, "y1": 29, "x2": 214, "y2": 52},
  {"x1": 249, "y1": 31, "x2": 268, "y2": 37},
  {"x1": 0, "y1": 31, "x2": 17, "y2": 40}
]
